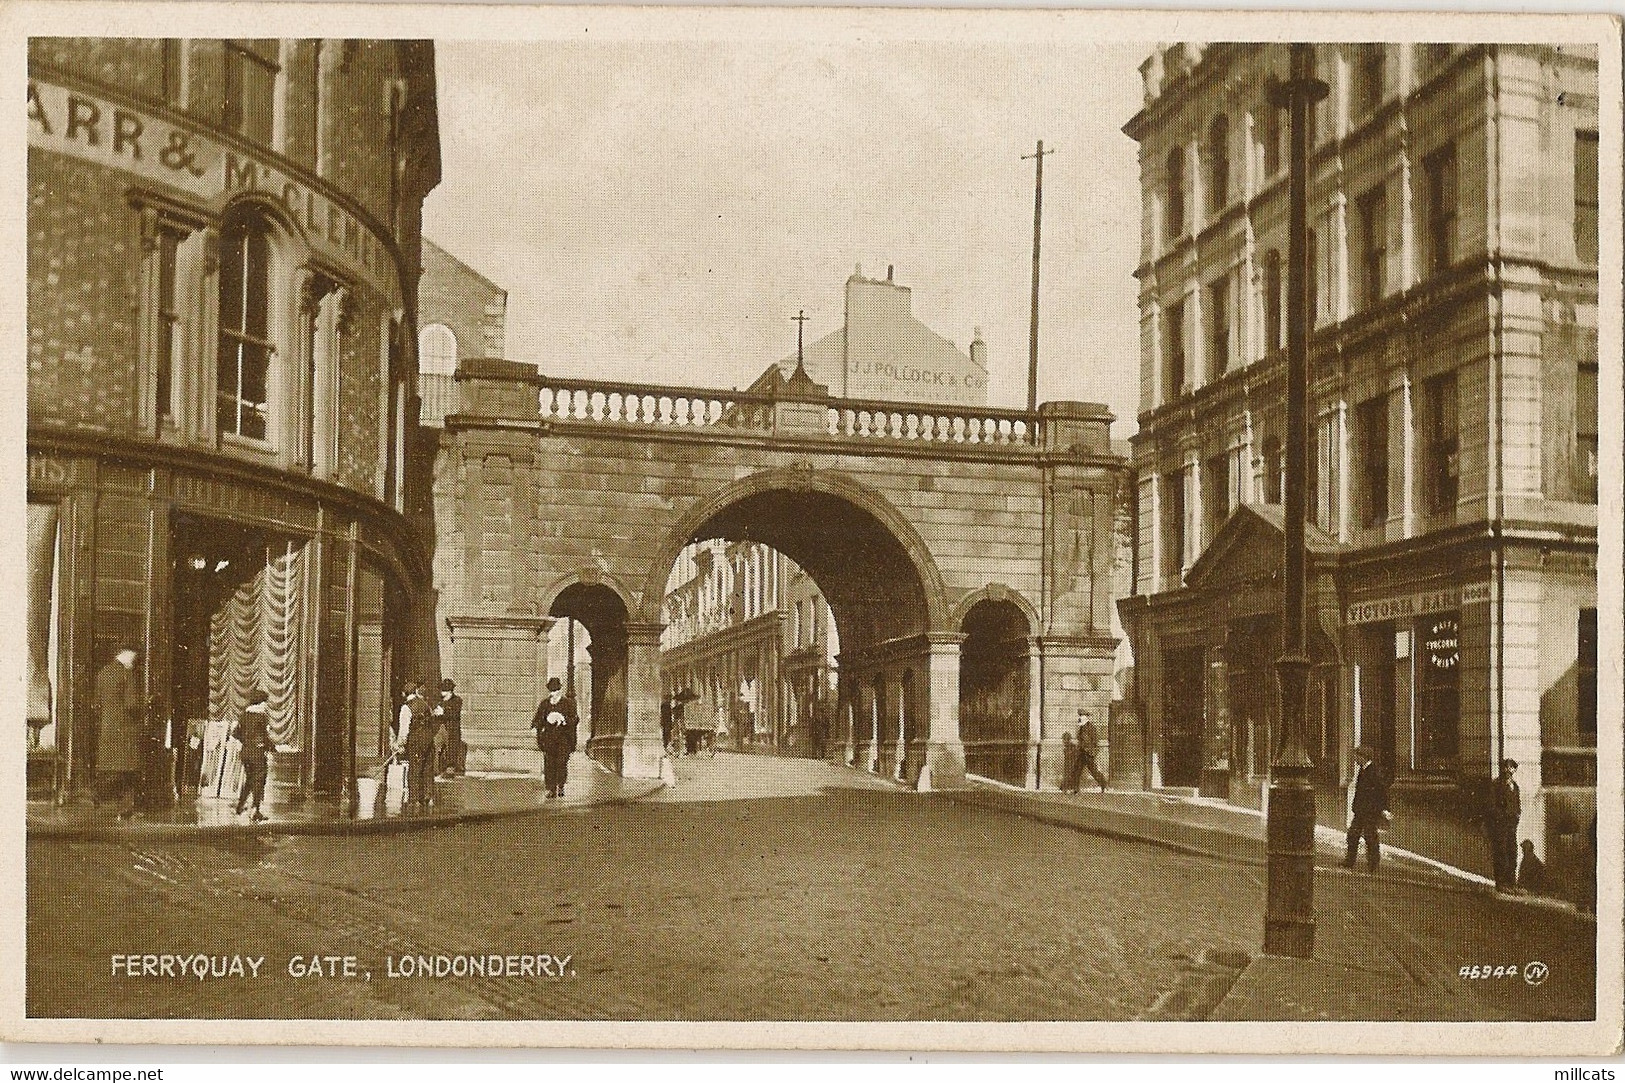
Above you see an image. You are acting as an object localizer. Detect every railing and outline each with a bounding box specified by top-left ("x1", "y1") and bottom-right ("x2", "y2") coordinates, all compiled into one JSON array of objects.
[{"x1": 533, "y1": 375, "x2": 1039, "y2": 447}]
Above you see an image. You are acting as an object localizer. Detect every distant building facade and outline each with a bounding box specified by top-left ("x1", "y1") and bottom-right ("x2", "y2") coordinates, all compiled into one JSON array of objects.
[
  {"x1": 27, "y1": 39, "x2": 442, "y2": 805},
  {"x1": 1118, "y1": 44, "x2": 1598, "y2": 877}
]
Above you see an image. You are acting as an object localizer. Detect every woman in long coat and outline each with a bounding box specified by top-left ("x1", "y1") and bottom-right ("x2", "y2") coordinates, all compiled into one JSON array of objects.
[{"x1": 92, "y1": 647, "x2": 144, "y2": 815}]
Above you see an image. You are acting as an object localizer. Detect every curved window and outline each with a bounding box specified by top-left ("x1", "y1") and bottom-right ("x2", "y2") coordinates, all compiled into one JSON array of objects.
[
  {"x1": 218, "y1": 212, "x2": 273, "y2": 441},
  {"x1": 420, "y1": 323, "x2": 457, "y2": 374},
  {"x1": 1208, "y1": 115, "x2": 1229, "y2": 214},
  {"x1": 1166, "y1": 147, "x2": 1186, "y2": 240}
]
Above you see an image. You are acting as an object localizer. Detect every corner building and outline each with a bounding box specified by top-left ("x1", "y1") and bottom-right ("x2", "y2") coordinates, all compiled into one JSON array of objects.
[
  {"x1": 27, "y1": 39, "x2": 441, "y2": 806},
  {"x1": 1118, "y1": 44, "x2": 1598, "y2": 878}
]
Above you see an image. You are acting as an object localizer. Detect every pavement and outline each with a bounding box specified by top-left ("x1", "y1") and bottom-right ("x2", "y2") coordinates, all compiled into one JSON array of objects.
[
  {"x1": 25, "y1": 752, "x2": 1601, "y2": 1025},
  {"x1": 26, "y1": 752, "x2": 661, "y2": 841}
]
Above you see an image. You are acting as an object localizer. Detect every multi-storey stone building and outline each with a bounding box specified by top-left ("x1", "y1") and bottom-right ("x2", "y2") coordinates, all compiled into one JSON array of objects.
[
  {"x1": 659, "y1": 540, "x2": 838, "y2": 755},
  {"x1": 27, "y1": 38, "x2": 441, "y2": 806},
  {"x1": 1118, "y1": 43, "x2": 1598, "y2": 878}
]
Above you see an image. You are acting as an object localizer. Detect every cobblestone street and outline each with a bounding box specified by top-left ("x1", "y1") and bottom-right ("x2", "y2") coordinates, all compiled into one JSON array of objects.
[{"x1": 27, "y1": 755, "x2": 1595, "y2": 1022}]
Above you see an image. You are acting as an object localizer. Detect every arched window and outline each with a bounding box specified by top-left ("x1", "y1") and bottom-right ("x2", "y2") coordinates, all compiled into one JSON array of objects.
[
  {"x1": 1208, "y1": 115, "x2": 1229, "y2": 214},
  {"x1": 1262, "y1": 249, "x2": 1282, "y2": 355},
  {"x1": 419, "y1": 323, "x2": 457, "y2": 374},
  {"x1": 217, "y1": 210, "x2": 273, "y2": 441},
  {"x1": 1166, "y1": 146, "x2": 1186, "y2": 240}
]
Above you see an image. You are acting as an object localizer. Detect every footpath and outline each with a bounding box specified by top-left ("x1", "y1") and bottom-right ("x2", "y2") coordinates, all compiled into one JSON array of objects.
[
  {"x1": 26, "y1": 752, "x2": 661, "y2": 842},
  {"x1": 942, "y1": 775, "x2": 1601, "y2": 1024}
]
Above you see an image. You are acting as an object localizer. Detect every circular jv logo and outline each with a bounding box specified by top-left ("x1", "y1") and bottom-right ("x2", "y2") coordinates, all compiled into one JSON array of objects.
[{"x1": 1523, "y1": 961, "x2": 1550, "y2": 986}]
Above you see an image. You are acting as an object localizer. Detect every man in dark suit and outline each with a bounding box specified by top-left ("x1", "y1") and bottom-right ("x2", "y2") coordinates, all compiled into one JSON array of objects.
[
  {"x1": 435, "y1": 678, "x2": 464, "y2": 778},
  {"x1": 531, "y1": 678, "x2": 579, "y2": 798},
  {"x1": 1487, "y1": 757, "x2": 1522, "y2": 893},
  {"x1": 1343, "y1": 744, "x2": 1390, "y2": 872},
  {"x1": 92, "y1": 646, "x2": 144, "y2": 820}
]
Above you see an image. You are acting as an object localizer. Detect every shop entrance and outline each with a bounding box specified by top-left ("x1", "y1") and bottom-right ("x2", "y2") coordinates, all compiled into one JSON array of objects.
[
  {"x1": 1161, "y1": 645, "x2": 1205, "y2": 788},
  {"x1": 170, "y1": 513, "x2": 309, "y2": 800}
]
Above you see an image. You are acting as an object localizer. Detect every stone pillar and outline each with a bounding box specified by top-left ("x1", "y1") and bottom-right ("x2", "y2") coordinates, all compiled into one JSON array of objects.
[
  {"x1": 925, "y1": 633, "x2": 966, "y2": 788},
  {"x1": 621, "y1": 622, "x2": 666, "y2": 779},
  {"x1": 1027, "y1": 639, "x2": 1044, "y2": 789}
]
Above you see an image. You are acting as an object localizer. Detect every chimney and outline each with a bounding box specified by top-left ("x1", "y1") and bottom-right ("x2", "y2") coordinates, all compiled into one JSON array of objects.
[
  {"x1": 887, "y1": 264, "x2": 894, "y2": 283},
  {"x1": 970, "y1": 325, "x2": 987, "y2": 369}
]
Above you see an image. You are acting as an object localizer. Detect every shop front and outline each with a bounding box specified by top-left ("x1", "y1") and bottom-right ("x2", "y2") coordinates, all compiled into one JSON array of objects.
[{"x1": 26, "y1": 435, "x2": 430, "y2": 811}]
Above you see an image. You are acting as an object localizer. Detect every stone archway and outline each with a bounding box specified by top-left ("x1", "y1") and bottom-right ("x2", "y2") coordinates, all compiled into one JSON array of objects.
[
  {"x1": 959, "y1": 597, "x2": 1033, "y2": 787},
  {"x1": 639, "y1": 470, "x2": 964, "y2": 786},
  {"x1": 547, "y1": 580, "x2": 632, "y2": 772}
]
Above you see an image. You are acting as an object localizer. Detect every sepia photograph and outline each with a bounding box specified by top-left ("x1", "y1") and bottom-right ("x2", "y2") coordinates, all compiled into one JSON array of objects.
[{"x1": 5, "y1": 2, "x2": 1621, "y2": 1055}]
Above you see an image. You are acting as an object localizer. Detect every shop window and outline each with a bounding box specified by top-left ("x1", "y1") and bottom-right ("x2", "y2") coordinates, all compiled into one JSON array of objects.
[
  {"x1": 1423, "y1": 143, "x2": 1458, "y2": 276},
  {"x1": 1164, "y1": 298, "x2": 1186, "y2": 400},
  {"x1": 1415, "y1": 613, "x2": 1460, "y2": 771},
  {"x1": 1166, "y1": 146, "x2": 1185, "y2": 241},
  {"x1": 1160, "y1": 468, "x2": 1185, "y2": 586},
  {"x1": 1208, "y1": 275, "x2": 1230, "y2": 378},
  {"x1": 1575, "y1": 130, "x2": 1598, "y2": 264},
  {"x1": 222, "y1": 40, "x2": 278, "y2": 145},
  {"x1": 1578, "y1": 608, "x2": 1597, "y2": 741},
  {"x1": 1424, "y1": 371, "x2": 1459, "y2": 514},
  {"x1": 1262, "y1": 249, "x2": 1282, "y2": 356},
  {"x1": 217, "y1": 211, "x2": 273, "y2": 443},
  {"x1": 1207, "y1": 115, "x2": 1229, "y2": 215},
  {"x1": 1576, "y1": 360, "x2": 1598, "y2": 502},
  {"x1": 1357, "y1": 184, "x2": 1387, "y2": 311},
  {"x1": 1358, "y1": 394, "x2": 1390, "y2": 528}
]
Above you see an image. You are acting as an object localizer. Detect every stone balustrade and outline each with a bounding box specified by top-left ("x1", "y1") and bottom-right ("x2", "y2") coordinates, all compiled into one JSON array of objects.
[{"x1": 532, "y1": 375, "x2": 1041, "y2": 447}]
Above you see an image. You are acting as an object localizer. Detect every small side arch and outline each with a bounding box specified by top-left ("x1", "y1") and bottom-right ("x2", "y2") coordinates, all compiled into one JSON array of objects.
[{"x1": 951, "y1": 583, "x2": 1041, "y2": 632}]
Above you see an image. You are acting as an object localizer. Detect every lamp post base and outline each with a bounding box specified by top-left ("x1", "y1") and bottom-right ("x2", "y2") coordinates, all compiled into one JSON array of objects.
[{"x1": 1264, "y1": 768, "x2": 1317, "y2": 958}]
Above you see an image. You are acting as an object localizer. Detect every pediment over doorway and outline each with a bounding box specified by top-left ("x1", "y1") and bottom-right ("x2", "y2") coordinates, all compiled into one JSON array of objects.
[{"x1": 1185, "y1": 503, "x2": 1345, "y2": 593}]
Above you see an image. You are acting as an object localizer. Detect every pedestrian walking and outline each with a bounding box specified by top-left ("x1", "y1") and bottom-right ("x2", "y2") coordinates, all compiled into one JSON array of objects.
[
  {"x1": 531, "y1": 677, "x2": 579, "y2": 798},
  {"x1": 435, "y1": 678, "x2": 465, "y2": 778},
  {"x1": 232, "y1": 689, "x2": 274, "y2": 821},
  {"x1": 1342, "y1": 744, "x2": 1390, "y2": 872},
  {"x1": 1059, "y1": 731, "x2": 1080, "y2": 793},
  {"x1": 397, "y1": 679, "x2": 438, "y2": 811},
  {"x1": 91, "y1": 646, "x2": 145, "y2": 820},
  {"x1": 1076, "y1": 712, "x2": 1108, "y2": 792},
  {"x1": 1486, "y1": 757, "x2": 1522, "y2": 893}
]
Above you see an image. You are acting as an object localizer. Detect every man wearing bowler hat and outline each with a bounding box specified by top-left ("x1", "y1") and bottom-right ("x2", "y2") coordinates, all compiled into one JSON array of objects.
[{"x1": 531, "y1": 678, "x2": 579, "y2": 799}]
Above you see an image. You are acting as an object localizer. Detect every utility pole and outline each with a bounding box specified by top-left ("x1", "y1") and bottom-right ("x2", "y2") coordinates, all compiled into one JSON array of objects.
[
  {"x1": 1022, "y1": 140, "x2": 1053, "y2": 414},
  {"x1": 1264, "y1": 43, "x2": 1327, "y2": 960}
]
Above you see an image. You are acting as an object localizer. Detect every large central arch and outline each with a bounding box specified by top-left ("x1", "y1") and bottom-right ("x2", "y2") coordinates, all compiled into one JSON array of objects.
[{"x1": 627, "y1": 468, "x2": 963, "y2": 785}]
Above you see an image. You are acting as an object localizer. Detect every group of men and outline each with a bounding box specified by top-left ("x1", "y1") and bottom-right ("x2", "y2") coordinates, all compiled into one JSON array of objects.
[
  {"x1": 393, "y1": 677, "x2": 466, "y2": 811},
  {"x1": 1343, "y1": 743, "x2": 1530, "y2": 894}
]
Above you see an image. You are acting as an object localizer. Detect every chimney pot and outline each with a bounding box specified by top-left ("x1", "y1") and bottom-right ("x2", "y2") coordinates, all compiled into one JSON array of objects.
[{"x1": 887, "y1": 264, "x2": 894, "y2": 282}]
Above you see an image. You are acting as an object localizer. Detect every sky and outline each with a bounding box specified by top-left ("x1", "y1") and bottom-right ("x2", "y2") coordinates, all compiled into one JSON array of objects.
[{"x1": 423, "y1": 36, "x2": 1149, "y2": 429}]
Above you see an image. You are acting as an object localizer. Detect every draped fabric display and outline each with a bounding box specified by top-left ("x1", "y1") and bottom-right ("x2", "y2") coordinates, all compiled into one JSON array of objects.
[
  {"x1": 208, "y1": 541, "x2": 306, "y2": 747},
  {"x1": 27, "y1": 503, "x2": 60, "y2": 733}
]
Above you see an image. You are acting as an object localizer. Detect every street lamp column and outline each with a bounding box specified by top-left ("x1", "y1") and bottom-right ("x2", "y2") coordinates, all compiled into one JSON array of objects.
[{"x1": 1265, "y1": 42, "x2": 1327, "y2": 960}]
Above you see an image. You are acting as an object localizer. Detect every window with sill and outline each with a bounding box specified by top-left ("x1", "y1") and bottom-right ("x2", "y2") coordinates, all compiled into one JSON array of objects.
[
  {"x1": 217, "y1": 211, "x2": 274, "y2": 443},
  {"x1": 1166, "y1": 147, "x2": 1186, "y2": 241},
  {"x1": 1160, "y1": 469, "x2": 1185, "y2": 586},
  {"x1": 1423, "y1": 144, "x2": 1458, "y2": 277},
  {"x1": 1354, "y1": 44, "x2": 1385, "y2": 118},
  {"x1": 1357, "y1": 393, "x2": 1389, "y2": 528},
  {"x1": 1578, "y1": 607, "x2": 1597, "y2": 743},
  {"x1": 1575, "y1": 130, "x2": 1598, "y2": 264},
  {"x1": 1262, "y1": 249, "x2": 1282, "y2": 355},
  {"x1": 1424, "y1": 371, "x2": 1459, "y2": 514},
  {"x1": 1357, "y1": 184, "x2": 1387, "y2": 311},
  {"x1": 1207, "y1": 115, "x2": 1229, "y2": 216},
  {"x1": 222, "y1": 40, "x2": 278, "y2": 145},
  {"x1": 1164, "y1": 298, "x2": 1186, "y2": 401},
  {"x1": 1208, "y1": 276, "x2": 1230, "y2": 378},
  {"x1": 1576, "y1": 360, "x2": 1598, "y2": 503}
]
